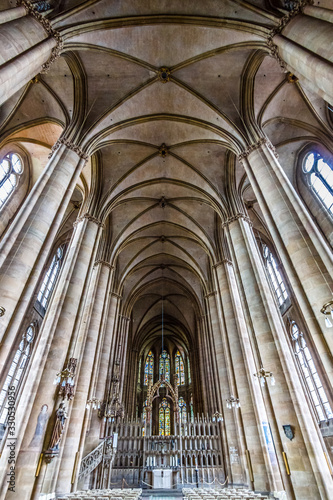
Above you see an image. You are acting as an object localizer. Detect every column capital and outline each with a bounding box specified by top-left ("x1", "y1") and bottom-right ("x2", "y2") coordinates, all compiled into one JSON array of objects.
[
  {"x1": 48, "y1": 137, "x2": 89, "y2": 160},
  {"x1": 111, "y1": 292, "x2": 122, "y2": 299},
  {"x1": 17, "y1": 0, "x2": 63, "y2": 74},
  {"x1": 204, "y1": 291, "x2": 217, "y2": 299},
  {"x1": 94, "y1": 260, "x2": 114, "y2": 270},
  {"x1": 266, "y1": 1, "x2": 313, "y2": 71},
  {"x1": 237, "y1": 138, "x2": 279, "y2": 163},
  {"x1": 222, "y1": 213, "x2": 253, "y2": 228},
  {"x1": 73, "y1": 213, "x2": 104, "y2": 228},
  {"x1": 212, "y1": 259, "x2": 233, "y2": 268}
]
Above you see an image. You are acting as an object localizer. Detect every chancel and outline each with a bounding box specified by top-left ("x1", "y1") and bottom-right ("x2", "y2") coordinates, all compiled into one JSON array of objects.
[{"x1": 0, "y1": 1, "x2": 332, "y2": 500}]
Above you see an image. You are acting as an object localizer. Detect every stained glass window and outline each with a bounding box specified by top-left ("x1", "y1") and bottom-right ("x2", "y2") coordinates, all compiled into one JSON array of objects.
[
  {"x1": 175, "y1": 350, "x2": 185, "y2": 385},
  {"x1": 137, "y1": 357, "x2": 142, "y2": 385},
  {"x1": 144, "y1": 351, "x2": 154, "y2": 385},
  {"x1": 303, "y1": 152, "x2": 333, "y2": 214},
  {"x1": 159, "y1": 350, "x2": 170, "y2": 384},
  {"x1": 190, "y1": 395, "x2": 194, "y2": 422},
  {"x1": 159, "y1": 398, "x2": 170, "y2": 435},
  {"x1": 0, "y1": 325, "x2": 35, "y2": 427},
  {"x1": 37, "y1": 245, "x2": 65, "y2": 310},
  {"x1": 179, "y1": 397, "x2": 187, "y2": 424},
  {"x1": 291, "y1": 321, "x2": 333, "y2": 422},
  {"x1": 142, "y1": 399, "x2": 148, "y2": 436},
  {"x1": 262, "y1": 244, "x2": 288, "y2": 307},
  {"x1": 0, "y1": 153, "x2": 23, "y2": 210},
  {"x1": 188, "y1": 358, "x2": 191, "y2": 384}
]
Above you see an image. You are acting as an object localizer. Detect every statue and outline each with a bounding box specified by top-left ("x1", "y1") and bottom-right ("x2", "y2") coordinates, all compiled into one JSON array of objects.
[{"x1": 44, "y1": 403, "x2": 68, "y2": 461}]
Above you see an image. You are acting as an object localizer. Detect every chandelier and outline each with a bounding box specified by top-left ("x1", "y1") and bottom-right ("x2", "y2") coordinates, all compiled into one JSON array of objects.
[
  {"x1": 226, "y1": 395, "x2": 240, "y2": 409},
  {"x1": 53, "y1": 358, "x2": 77, "y2": 400},
  {"x1": 212, "y1": 411, "x2": 223, "y2": 422},
  {"x1": 86, "y1": 358, "x2": 124, "y2": 422},
  {"x1": 321, "y1": 300, "x2": 333, "y2": 328},
  {"x1": 254, "y1": 367, "x2": 275, "y2": 387}
]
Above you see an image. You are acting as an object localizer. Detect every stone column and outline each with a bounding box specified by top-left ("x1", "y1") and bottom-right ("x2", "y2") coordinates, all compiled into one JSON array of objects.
[
  {"x1": 206, "y1": 291, "x2": 244, "y2": 486},
  {"x1": 0, "y1": 6, "x2": 61, "y2": 105},
  {"x1": 54, "y1": 261, "x2": 114, "y2": 496},
  {"x1": 271, "y1": 10, "x2": 333, "y2": 104},
  {"x1": 0, "y1": 213, "x2": 102, "y2": 500},
  {"x1": 238, "y1": 139, "x2": 333, "y2": 391},
  {"x1": 0, "y1": 140, "x2": 88, "y2": 382},
  {"x1": 214, "y1": 259, "x2": 295, "y2": 495},
  {"x1": 0, "y1": 6, "x2": 26, "y2": 24},
  {"x1": 82, "y1": 292, "x2": 121, "y2": 457},
  {"x1": 226, "y1": 214, "x2": 333, "y2": 500}
]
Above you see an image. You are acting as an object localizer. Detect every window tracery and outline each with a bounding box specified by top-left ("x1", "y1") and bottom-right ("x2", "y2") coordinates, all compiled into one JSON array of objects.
[
  {"x1": 303, "y1": 152, "x2": 333, "y2": 215},
  {"x1": 159, "y1": 397, "x2": 170, "y2": 436},
  {"x1": 262, "y1": 244, "x2": 288, "y2": 306},
  {"x1": 144, "y1": 351, "x2": 154, "y2": 385},
  {"x1": 37, "y1": 245, "x2": 65, "y2": 310},
  {"x1": 175, "y1": 350, "x2": 185, "y2": 385},
  {"x1": 291, "y1": 321, "x2": 333, "y2": 422},
  {"x1": 0, "y1": 324, "x2": 35, "y2": 428},
  {"x1": 159, "y1": 350, "x2": 170, "y2": 384},
  {"x1": 0, "y1": 153, "x2": 23, "y2": 210},
  {"x1": 179, "y1": 397, "x2": 187, "y2": 424}
]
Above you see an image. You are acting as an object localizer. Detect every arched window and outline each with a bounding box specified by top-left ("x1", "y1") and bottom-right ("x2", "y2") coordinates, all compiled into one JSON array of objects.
[
  {"x1": 188, "y1": 358, "x2": 191, "y2": 384},
  {"x1": 37, "y1": 245, "x2": 65, "y2": 310},
  {"x1": 303, "y1": 152, "x2": 333, "y2": 214},
  {"x1": 190, "y1": 395, "x2": 194, "y2": 422},
  {"x1": 0, "y1": 324, "x2": 35, "y2": 430},
  {"x1": 179, "y1": 397, "x2": 187, "y2": 424},
  {"x1": 159, "y1": 349, "x2": 170, "y2": 384},
  {"x1": 142, "y1": 399, "x2": 147, "y2": 436},
  {"x1": 291, "y1": 321, "x2": 333, "y2": 421},
  {"x1": 137, "y1": 357, "x2": 142, "y2": 385},
  {"x1": 144, "y1": 351, "x2": 154, "y2": 385},
  {"x1": 0, "y1": 153, "x2": 23, "y2": 210},
  {"x1": 262, "y1": 244, "x2": 288, "y2": 307},
  {"x1": 159, "y1": 398, "x2": 170, "y2": 436},
  {"x1": 175, "y1": 350, "x2": 185, "y2": 385}
]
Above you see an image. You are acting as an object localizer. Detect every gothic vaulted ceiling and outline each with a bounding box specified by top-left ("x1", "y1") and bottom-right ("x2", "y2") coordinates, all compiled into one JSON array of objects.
[{"x1": 1, "y1": 0, "x2": 332, "y2": 349}]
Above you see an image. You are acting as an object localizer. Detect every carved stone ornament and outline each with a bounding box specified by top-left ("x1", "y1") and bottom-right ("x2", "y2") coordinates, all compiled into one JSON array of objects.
[
  {"x1": 17, "y1": 1, "x2": 63, "y2": 74},
  {"x1": 158, "y1": 68, "x2": 171, "y2": 83},
  {"x1": 94, "y1": 260, "x2": 114, "y2": 270},
  {"x1": 159, "y1": 143, "x2": 168, "y2": 158},
  {"x1": 237, "y1": 138, "x2": 279, "y2": 163},
  {"x1": 73, "y1": 213, "x2": 105, "y2": 228},
  {"x1": 266, "y1": 0, "x2": 314, "y2": 71},
  {"x1": 221, "y1": 213, "x2": 253, "y2": 229},
  {"x1": 48, "y1": 137, "x2": 89, "y2": 160}
]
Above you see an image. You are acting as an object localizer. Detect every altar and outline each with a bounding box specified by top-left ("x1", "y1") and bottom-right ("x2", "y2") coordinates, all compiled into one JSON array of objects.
[{"x1": 152, "y1": 469, "x2": 173, "y2": 489}]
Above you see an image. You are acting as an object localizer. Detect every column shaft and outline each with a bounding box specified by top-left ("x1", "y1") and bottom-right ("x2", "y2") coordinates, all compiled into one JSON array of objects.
[
  {"x1": 0, "y1": 145, "x2": 87, "y2": 379},
  {"x1": 55, "y1": 262, "x2": 114, "y2": 495},
  {"x1": 227, "y1": 217, "x2": 333, "y2": 500},
  {"x1": 240, "y1": 141, "x2": 333, "y2": 390},
  {"x1": 0, "y1": 216, "x2": 101, "y2": 500},
  {"x1": 0, "y1": 7, "x2": 26, "y2": 24}
]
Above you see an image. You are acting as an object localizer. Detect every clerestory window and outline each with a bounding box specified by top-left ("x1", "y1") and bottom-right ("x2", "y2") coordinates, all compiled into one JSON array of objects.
[
  {"x1": 0, "y1": 153, "x2": 23, "y2": 210},
  {"x1": 37, "y1": 245, "x2": 65, "y2": 310},
  {"x1": 262, "y1": 244, "x2": 289, "y2": 307},
  {"x1": 291, "y1": 321, "x2": 333, "y2": 422},
  {"x1": 0, "y1": 324, "x2": 35, "y2": 430},
  {"x1": 303, "y1": 152, "x2": 333, "y2": 215}
]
